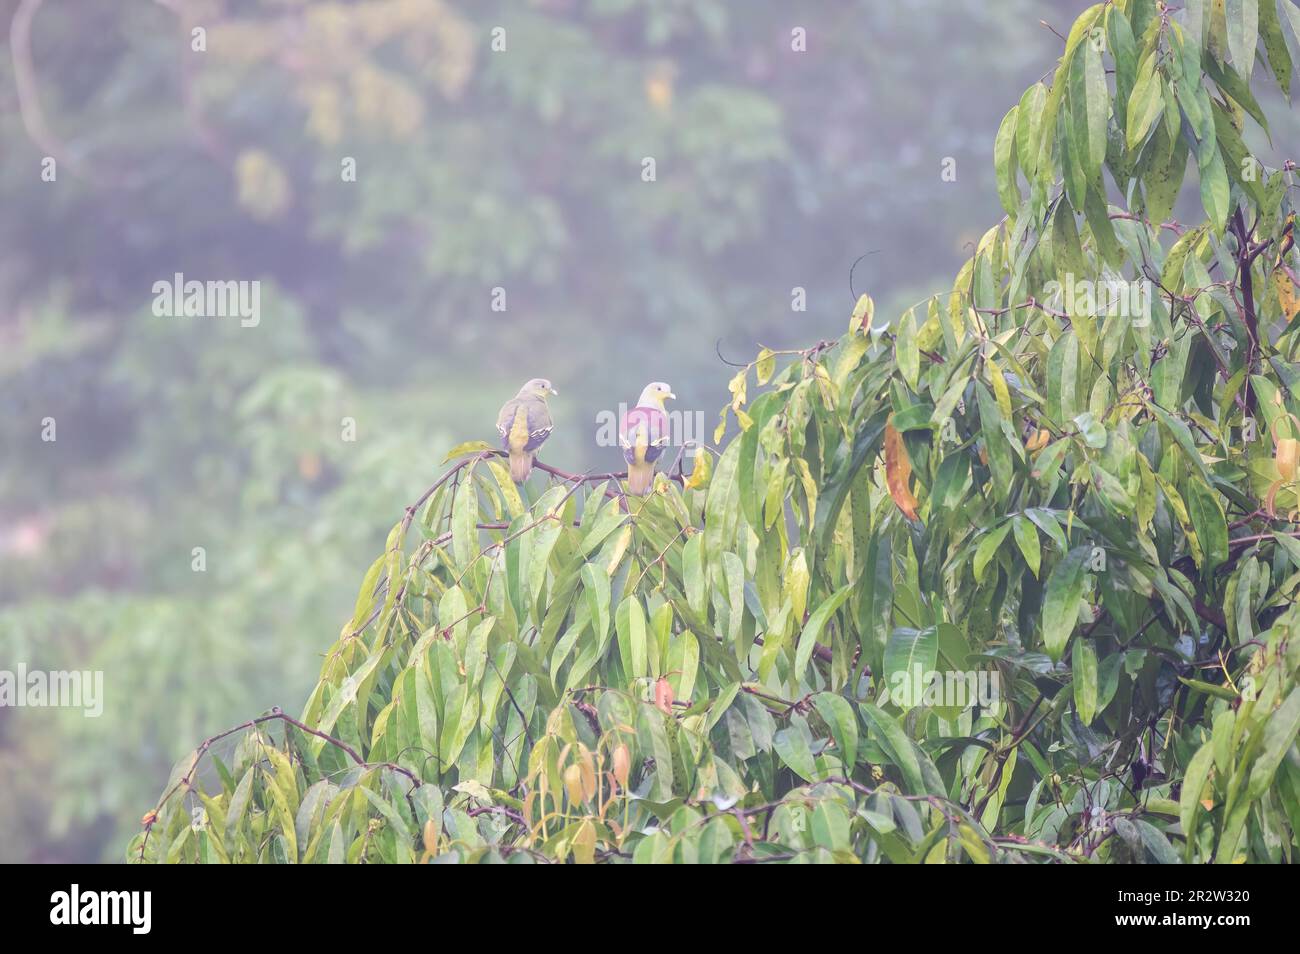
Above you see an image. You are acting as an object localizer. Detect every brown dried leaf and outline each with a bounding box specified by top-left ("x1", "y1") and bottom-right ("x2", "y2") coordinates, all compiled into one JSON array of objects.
[
  {"x1": 654, "y1": 676, "x2": 674, "y2": 715},
  {"x1": 884, "y1": 422, "x2": 920, "y2": 521}
]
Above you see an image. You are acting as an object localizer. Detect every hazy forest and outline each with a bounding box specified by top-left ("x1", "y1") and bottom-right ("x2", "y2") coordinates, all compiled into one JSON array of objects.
[{"x1": 4, "y1": 0, "x2": 1300, "y2": 866}]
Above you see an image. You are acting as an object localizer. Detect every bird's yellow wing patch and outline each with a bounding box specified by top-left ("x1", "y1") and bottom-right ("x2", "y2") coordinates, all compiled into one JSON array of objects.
[{"x1": 508, "y1": 406, "x2": 530, "y2": 452}]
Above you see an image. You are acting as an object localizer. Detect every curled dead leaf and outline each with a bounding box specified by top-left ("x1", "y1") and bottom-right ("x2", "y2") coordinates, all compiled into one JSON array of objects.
[{"x1": 654, "y1": 676, "x2": 674, "y2": 714}]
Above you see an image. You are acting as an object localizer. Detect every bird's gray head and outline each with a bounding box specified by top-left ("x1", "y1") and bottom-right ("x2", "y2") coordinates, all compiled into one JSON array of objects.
[
  {"x1": 638, "y1": 381, "x2": 676, "y2": 406},
  {"x1": 519, "y1": 378, "x2": 557, "y2": 399}
]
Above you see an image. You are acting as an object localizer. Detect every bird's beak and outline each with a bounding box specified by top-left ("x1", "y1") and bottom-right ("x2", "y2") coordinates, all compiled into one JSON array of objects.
[
  {"x1": 550, "y1": 387, "x2": 558, "y2": 395},
  {"x1": 667, "y1": 392, "x2": 676, "y2": 400}
]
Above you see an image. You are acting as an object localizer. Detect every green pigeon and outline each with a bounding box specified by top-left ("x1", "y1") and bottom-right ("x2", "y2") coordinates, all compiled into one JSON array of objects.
[
  {"x1": 496, "y1": 378, "x2": 556, "y2": 483},
  {"x1": 620, "y1": 382, "x2": 674, "y2": 495}
]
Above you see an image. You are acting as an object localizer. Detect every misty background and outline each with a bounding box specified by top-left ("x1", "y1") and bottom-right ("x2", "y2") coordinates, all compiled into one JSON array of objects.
[{"x1": 0, "y1": 0, "x2": 1085, "y2": 861}]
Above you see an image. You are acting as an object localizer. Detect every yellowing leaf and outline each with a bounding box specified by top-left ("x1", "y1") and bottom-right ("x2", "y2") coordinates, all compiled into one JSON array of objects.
[
  {"x1": 988, "y1": 357, "x2": 1013, "y2": 419},
  {"x1": 683, "y1": 446, "x2": 712, "y2": 490},
  {"x1": 612, "y1": 744, "x2": 630, "y2": 791},
  {"x1": 728, "y1": 369, "x2": 748, "y2": 411},
  {"x1": 572, "y1": 819, "x2": 597, "y2": 864},
  {"x1": 422, "y1": 819, "x2": 439, "y2": 855},
  {"x1": 1277, "y1": 438, "x2": 1298, "y2": 481},
  {"x1": 442, "y1": 440, "x2": 494, "y2": 464},
  {"x1": 577, "y1": 744, "x2": 597, "y2": 801},
  {"x1": 1275, "y1": 269, "x2": 1300, "y2": 321},
  {"x1": 713, "y1": 407, "x2": 728, "y2": 444},
  {"x1": 563, "y1": 764, "x2": 584, "y2": 805},
  {"x1": 884, "y1": 422, "x2": 919, "y2": 521},
  {"x1": 851, "y1": 293, "x2": 874, "y2": 333}
]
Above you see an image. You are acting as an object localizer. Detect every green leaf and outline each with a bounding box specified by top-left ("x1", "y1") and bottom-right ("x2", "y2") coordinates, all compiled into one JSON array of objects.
[
  {"x1": 794, "y1": 584, "x2": 853, "y2": 679},
  {"x1": 1016, "y1": 83, "x2": 1048, "y2": 178},
  {"x1": 1144, "y1": 126, "x2": 1189, "y2": 225},
  {"x1": 348, "y1": 554, "x2": 385, "y2": 633},
  {"x1": 615, "y1": 597, "x2": 648, "y2": 681},
  {"x1": 1083, "y1": 185, "x2": 1123, "y2": 268},
  {"x1": 1070, "y1": 32, "x2": 1109, "y2": 176},
  {"x1": 973, "y1": 522, "x2": 1013, "y2": 583},
  {"x1": 860, "y1": 704, "x2": 925, "y2": 795},
  {"x1": 580, "y1": 562, "x2": 611, "y2": 650},
  {"x1": 1180, "y1": 741, "x2": 1216, "y2": 850},
  {"x1": 1225, "y1": 0, "x2": 1260, "y2": 79},
  {"x1": 1042, "y1": 547, "x2": 1089, "y2": 662},
  {"x1": 1246, "y1": 686, "x2": 1300, "y2": 800},
  {"x1": 703, "y1": 441, "x2": 742, "y2": 563},
  {"x1": 1198, "y1": 146, "x2": 1232, "y2": 234},
  {"x1": 1012, "y1": 515, "x2": 1042, "y2": 577},
  {"x1": 773, "y1": 714, "x2": 819, "y2": 782},
  {"x1": 1281, "y1": 3, "x2": 1300, "y2": 86},
  {"x1": 1178, "y1": 676, "x2": 1240, "y2": 701},
  {"x1": 1073, "y1": 638, "x2": 1099, "y2": 725},
  {"x1": 451, "y1": 475, "x2": 479, "y2": 569},
  {"x1": 975, "y1": 383, "x2": 1014, "y2": 500},
  {"x1": 994, "y1": 106, "x2": 1021, "y2": 215},
  {"x1": 897, "y1": 307, "x2": 920, "y2": 390},
  {"x1": 1073, "y1": 411, "x2": 1107, "y2": 448},
  {"x1": 1259, "y1": 0, "x2": 1293, "y2": 97},
  {"x1": 1133, "y1": 819, "x2": 1183, "y2": 864},
  {"x1": 1126, "y1": 59, "x2": 1164, "y2": 150},
  {"x1": 810, "y1": 801, "x2": 852, "y2": 852},
  {"x1": 1108, "y1": 6, "x2": 1138, "y2": 128},
  {"x1": 1150, "y1": 404, "x2": 1213, "y2": 483},
  {"x1": 812, "y1": 693, "x2": 858, "y2": 769},
  {"x1": 1185, "y1": 476, "x2": 1228, "y2": 574},
  {"x1": 883, "y1": 626, "x2": 939, "y2": 710},
  {"x1": 441, "y1": 441, "x2": 492, "y2": 464},
  {"x1": 1204, "y1": 50, "x2": 1271, "y2": 134},
  {"x1": 682, "y1": 532, "x2": 706, "y2": 615}
]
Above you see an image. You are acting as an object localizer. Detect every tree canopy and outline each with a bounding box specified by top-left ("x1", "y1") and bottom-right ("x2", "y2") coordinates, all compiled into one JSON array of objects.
[{"x1": 137, "y1": 0, "x2": 1300, "y2": 864}]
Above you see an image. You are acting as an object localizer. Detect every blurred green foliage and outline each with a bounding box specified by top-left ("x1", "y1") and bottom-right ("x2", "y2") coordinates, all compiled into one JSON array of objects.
[{"x1": 1, "y1": 0, "x2": 1074, "y2": 860}]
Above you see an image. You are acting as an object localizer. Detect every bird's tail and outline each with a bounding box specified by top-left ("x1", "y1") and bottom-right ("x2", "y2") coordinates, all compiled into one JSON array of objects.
[
  {"x1": 627, "y1": 460, "x2": 654, "y2": 496},
  {"x1": 509, "y1": 450, "x2": 533, "y2": 483}
]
